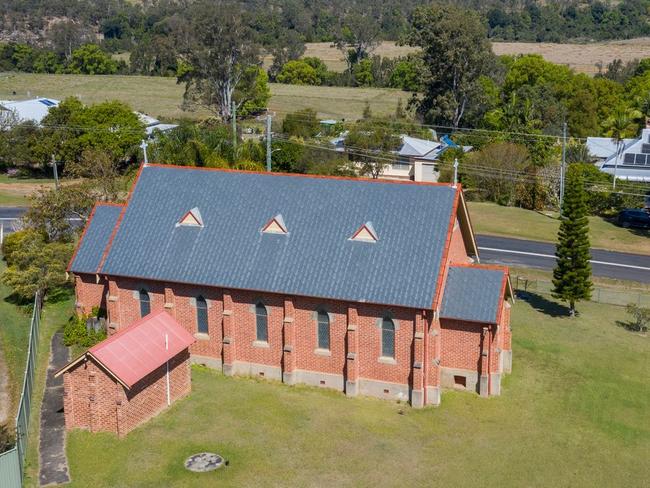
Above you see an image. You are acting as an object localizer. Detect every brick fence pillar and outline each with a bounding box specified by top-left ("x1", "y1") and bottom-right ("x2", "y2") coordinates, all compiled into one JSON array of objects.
[
  {"x1": 345, "y1": 305, "x2": 359, "y2": 396},
  {"x1": 221, "y1": 291, "x2": 235, "y2": 376},
  {"x1": 282, "y1": 297, "x2": 296, "y2": 384},
  {"x1": 411, "y1": 311, "x2": 425, "y2": 408}
]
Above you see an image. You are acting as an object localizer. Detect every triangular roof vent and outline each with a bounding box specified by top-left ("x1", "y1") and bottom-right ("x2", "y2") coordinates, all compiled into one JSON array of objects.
[
  {"x1": 176, "y1": 207, "x2": 203, "y2": 227},
  {"x1": 350, "y1": 221, "x2": 378, "y2": 243},
  {"x1": 262, "y1": 214, "x2": 288, "y2": 235}
]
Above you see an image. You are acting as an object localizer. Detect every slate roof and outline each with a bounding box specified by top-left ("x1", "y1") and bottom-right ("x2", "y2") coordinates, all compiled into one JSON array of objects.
[
  {"x1": 96, "y1": 165, "x2": 459, "y2": 309},
  {"x1": 440, "y1": 266, "x2": 506, "y2": 323},
  {"x1": 56, "y1": 310, "x2": 195, "y2": 388},
  {"x1": 68, "y1": 204, "x2": 123, "y2": 274}
]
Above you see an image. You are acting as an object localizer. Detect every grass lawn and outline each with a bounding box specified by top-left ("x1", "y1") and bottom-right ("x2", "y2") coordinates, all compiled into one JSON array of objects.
[
  {"x1": 0, "y1": 73, "x2": 404, "y2": 122},
  {"x1": 468, "y1": 201, "x2": 650, "y2": 255},
  {"x1": 63, "y1": 298, "x2": 648, "y2": 488}
]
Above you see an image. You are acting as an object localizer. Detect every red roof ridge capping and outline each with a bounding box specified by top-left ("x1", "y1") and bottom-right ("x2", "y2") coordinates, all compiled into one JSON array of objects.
[
  {"x1": 56, "y1": 310, "x2": 195, "y2": 389},
  {"x1": 66, "y1": 201, "x2": 124, "y2": 272},
  {"x1": 449, "y1": 262, "x2": 509, "y2": 273},
  {"x1": 144, "y1": 162, "x2": 460, "y2": 188}
]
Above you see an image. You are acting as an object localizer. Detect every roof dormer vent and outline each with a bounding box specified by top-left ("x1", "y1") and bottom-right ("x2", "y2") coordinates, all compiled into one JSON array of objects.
[
  {"x1": 176, "y1": 207, "x2": 203, "y2": 227},
  {"x1": 262, "y1": 214, "x2": 288, "y2": 235},
  {"x1": 350, "y1": 221, "x2": 378, "y2": 243}
]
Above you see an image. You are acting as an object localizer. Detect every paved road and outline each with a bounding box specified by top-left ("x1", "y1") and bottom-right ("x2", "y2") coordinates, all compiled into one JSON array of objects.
[
  {"x1": 2, "y1": 206, "x2": 649, "y2": 282},
  {"x1": 477, "y1": 235, "x2": 650, "y2": 283}
]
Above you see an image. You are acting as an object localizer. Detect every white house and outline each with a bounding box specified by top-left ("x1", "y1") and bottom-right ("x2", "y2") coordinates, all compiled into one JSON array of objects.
[
  {"x1": 586, "y1": 136, "x2": 635, "y2": 163},
  {"x1": 0, "y1": 98, "x2": 60, "y2": 125},
  {"x1": 596, "y1": 128, "x2": 650, "y2": 182}
]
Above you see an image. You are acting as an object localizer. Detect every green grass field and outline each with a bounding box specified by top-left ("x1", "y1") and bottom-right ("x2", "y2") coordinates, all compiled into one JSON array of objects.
[
  {"x1": 0, "y1": 73, "x2": 405, "y2": 121},
  {"x1": 60, "y1": 297, "x2": 648, "y2": 488},
  {"x1": 468, "y1": 201, "x2": 650, "y2": 255}
]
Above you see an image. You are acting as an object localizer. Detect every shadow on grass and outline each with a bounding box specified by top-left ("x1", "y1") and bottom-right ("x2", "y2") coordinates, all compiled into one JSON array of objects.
[
  {"x1": 615, "y1": 320, "x2": 648, "y2": 334},
  {"x1": 518, "y1": 291, "x2": 570, "y2": 318},
  {"x1": 596, "y1": 216, "x2": 650, "y2": 240}
]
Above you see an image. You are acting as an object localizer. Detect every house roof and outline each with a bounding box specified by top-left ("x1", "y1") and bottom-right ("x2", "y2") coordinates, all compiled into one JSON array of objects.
[
  {"x1": 586, "y1": 137, "x2": 635, "y2": 159},
  {"x1": 68, "y1": 204, "x2": 124, "y2": 274},
  {"x1": 440, "y1": 265, "x2": 508, "y2": 324},
  {"x1": 596, "y1": 128, "x2": 650, "y2": 181},
  {"x1": 0, "y1": 98, "x2": 60, "y2": 124},
  {"x1": 90, "y1": 165, "x2": 460, "y2": 309},
  {"x1": 55, "y1": 310, "x2": 195, "y2": 389},
  {"x1": 398, "y1": 136, "x2": 441, "y2": 159}
]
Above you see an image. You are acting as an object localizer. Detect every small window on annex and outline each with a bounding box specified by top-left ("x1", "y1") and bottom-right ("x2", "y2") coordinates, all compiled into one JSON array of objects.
[
  {"x1": 139, "y1": 289, "x2": 150, "y2": 318},
  {"x1": 255, "y1": 302, "x2": 268, "y2": 342},
  {"x1": 317, "y1": 310, "x2": 330, "y2": 350},
  {"x1": 381, "y1": 317, "x2": 395, "y2": 358},
  {"x1": 196, "y1": 296, "x2": 208, "y2": 334}
]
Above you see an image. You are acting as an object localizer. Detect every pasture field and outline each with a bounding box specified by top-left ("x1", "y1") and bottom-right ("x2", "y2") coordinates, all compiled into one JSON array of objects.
[
  {"x1": 302, "y1": 39, "x2": 650, "y2": 74},
  {"x1": 0, "y1": 73, "x2": 405, "y2": 122}
]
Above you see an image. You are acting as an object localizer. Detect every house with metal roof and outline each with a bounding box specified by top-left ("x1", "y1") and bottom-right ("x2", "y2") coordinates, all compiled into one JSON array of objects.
[
  {"x1": 595, "y1": 128, "x2": 650, "y2": 182},
  {"x1": 67, "y1": 164, "x2": 513, "y2": 408},
  {"x1": 0, "y1": 98, "x2": 60, "y2": 125},
  {"x1": 55, "y1": 310, "x2": 195, "y2": 436}
]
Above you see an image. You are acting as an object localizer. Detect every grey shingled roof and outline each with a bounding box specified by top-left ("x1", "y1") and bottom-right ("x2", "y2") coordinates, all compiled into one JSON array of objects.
[
  {"x1": 69, "y1": 204, "x2": 123, "y2": 274},
  {"x1": 98, "y1": 166, "x2": 458, "y2": 309},
  {"x1": 440, "y1": 266, "x2": 505, "y2": 323}
]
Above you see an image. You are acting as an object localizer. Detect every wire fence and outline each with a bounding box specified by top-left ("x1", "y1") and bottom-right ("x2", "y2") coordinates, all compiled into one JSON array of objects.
[
  {"x1": 513, "y1": 276, "x2": 650, "y2": 308},
  {"x1": 0, "y1": 292, "x2": 42, "y2": 488}
]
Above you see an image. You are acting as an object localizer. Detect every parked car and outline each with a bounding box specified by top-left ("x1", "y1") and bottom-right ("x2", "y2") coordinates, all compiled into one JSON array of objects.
[{"x1": 617, "y1": 209, "x2": 650, "y2": 229}]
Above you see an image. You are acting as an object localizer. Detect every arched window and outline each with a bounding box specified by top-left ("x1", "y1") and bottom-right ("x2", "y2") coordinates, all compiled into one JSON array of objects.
[
  {"x1": 196, "y1": 296, "x2": 208, "y2": 334},
  {"x1": 139, "y1": 289, "x2": 150, "y2": 317},
  {"x1": 381, "y1": 317, "x2": 395, "y2": 358},
  {"x1": 255, "y1": 302, "x2": 268, "y2": 342},
  {"x1": 317, "y1": 310, "x2": 330, "y2": 350}
]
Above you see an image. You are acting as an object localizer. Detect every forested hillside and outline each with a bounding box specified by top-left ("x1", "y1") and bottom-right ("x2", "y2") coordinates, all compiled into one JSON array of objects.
[{"x1": 1, "y1": 0, "x2": 650, "y2": 47}]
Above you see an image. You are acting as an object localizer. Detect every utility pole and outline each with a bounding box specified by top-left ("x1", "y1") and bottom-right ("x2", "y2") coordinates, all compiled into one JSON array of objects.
[
  {"x1": 560, "y1": 122, "x2": 566, "y2": 215},
  {"x1": 140, "y1": 139, "x2": 149, "y2": 165},
  {"x1": 266, "y1": 113, "x2": 272, "y2": 172},
  {"x1": 452, "y1": 158, "x2": 459, "y2": 188},
  {"x1": 231, "y1": 101, "x2": 237, "y2": 156},
  {"x1": 50, "y1": 154, "x2": 59, "y2": 191}
]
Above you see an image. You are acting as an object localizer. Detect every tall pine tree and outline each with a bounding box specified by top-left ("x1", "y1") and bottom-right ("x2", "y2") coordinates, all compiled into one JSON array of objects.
[{"x1": 552, "y1": 165, "x2": 593, "y2": 316}]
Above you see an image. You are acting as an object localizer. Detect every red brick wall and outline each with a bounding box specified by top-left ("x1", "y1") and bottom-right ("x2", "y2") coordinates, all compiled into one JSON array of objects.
[
  {"x1": 63, "y1": 350, "x2": 191, "y2": 436},
  {"x1": 75, "y1": 271, "x2": 509, "y2": 401},
  {"x1": 439, "y1": 319, "x2": 484, "y2": 371},
  {"x1": 447, "y1": 221, "x2": 471, "y2": 265},
  {"x1": 74, "y1": 274, "x2": 107, "y2": 315}
]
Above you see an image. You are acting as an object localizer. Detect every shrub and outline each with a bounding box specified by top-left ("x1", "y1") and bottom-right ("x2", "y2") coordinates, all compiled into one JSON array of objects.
[
  {"x1": 63, "y1": 314, "x2": 106, "y2": 348},
  {"x1": 625, "y1": 304, "x2": 650, "y2": 333},
  {"x1": 0, "y1": 423, "x2": 14, "y2": 452}
]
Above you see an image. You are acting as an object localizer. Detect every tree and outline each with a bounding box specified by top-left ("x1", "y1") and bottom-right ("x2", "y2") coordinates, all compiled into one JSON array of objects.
[
  {"x1": 25, "y1": 183, "x2": 97, "y2": 241},
  {"x1": 345, "y1": 120, "x2": 401, "y2": 178},
  {"x1": 41, "y1": 98, "x2": 145, "y2": 165},
  {"x1": 67, "y1": 44, "x2": 118, "y2": 75},
  {"x1": 1, "y1": 230, "x2": 73, "y2": 302},
  {"x1": 552, "y1": 166, "x2": 593, "y2": 316},
  {"x1": 389, "y1": 56, "x2": 424, "y2": 92},
  {"x1": 47, "y1": 20, "x2": 90, "y2": 61},
  {"x1": 176, "y1": 0, "x2": 261, "y2": 120},
  {"x1": 282, "y1": 108, "x2": 320, "y2": 139},
  {"x1": 335, "y1": 12, "x2": 380, "y2": 70},
  {"x1": 602, "y1": 107, "x2": 641, "y2": 188},
  {"x1": 277, "y1": 60, "x2": 319, "y2": 85},
  {"x1": 405, "y1": 4, "x2": 495, "y2": 128}
]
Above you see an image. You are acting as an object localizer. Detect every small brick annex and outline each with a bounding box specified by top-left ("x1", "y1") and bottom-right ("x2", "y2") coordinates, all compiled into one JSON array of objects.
[
  {"x1": 69, "y1": 168, "x2": 513, "y2": 408},
  {"x1": 55, "y1": 311, "x2": 195, "y2": 436}
]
